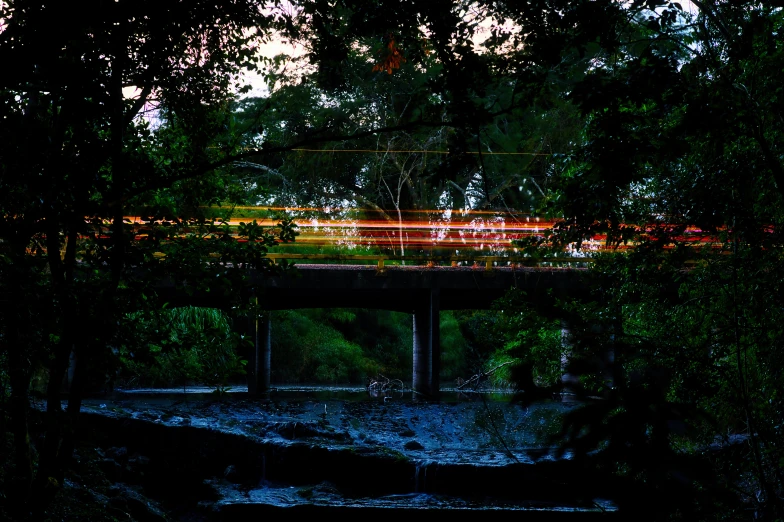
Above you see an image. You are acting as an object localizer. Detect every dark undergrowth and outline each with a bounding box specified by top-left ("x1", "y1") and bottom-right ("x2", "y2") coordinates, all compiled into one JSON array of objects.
[{"x1": 0, "y1": 407, "x2": 182, "y2": 522}]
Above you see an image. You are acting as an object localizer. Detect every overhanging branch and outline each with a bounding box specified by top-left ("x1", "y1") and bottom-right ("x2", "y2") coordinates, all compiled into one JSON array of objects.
[{"x1": 119, "y1": 118, "x2": 469, "y2": 203}]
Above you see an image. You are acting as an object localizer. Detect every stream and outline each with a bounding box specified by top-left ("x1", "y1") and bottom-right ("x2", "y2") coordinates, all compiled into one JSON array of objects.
[{"x1": 74, "y1": 386, "x2": 619, "y2": 520}]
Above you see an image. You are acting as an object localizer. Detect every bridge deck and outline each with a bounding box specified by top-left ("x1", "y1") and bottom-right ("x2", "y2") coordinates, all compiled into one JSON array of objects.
[{"x1": 258, "y1": 264, "x2": 589, "y2": 311}]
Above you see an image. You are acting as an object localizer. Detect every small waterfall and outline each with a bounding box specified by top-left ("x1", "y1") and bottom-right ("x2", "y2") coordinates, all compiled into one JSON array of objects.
[{"x1": 414, "y1": 461, "x2": 436, "y2": 493}]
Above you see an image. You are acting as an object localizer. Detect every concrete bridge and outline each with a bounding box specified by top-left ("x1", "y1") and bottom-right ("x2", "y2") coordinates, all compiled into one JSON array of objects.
[{"x1": 244, "y1": 259, "x2": 589, "y2": 398}]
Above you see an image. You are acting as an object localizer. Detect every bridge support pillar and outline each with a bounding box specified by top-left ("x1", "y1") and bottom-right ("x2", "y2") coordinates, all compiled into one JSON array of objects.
[
  {"x1": 560, "y1": 320, "x2": 578, "y2": 391},
  {"x1": 413, "y1": 290, "x2": 440, "y2": 398},
  {"x1": 248, "y1": 312, "x2": 271, "y2": 395}
]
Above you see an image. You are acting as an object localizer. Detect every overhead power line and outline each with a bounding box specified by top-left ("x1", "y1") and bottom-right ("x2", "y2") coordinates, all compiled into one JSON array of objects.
[{"x1": 290, "y1": 148, "x2": 553, "y2": 156}]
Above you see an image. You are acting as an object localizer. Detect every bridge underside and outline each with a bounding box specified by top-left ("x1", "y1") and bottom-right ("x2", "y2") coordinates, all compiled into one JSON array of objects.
[{"x1": 259, "y1": 287, "x2": 509, "y2": 312}]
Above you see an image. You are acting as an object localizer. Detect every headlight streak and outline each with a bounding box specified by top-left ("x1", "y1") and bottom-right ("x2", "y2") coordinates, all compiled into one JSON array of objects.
[{"x1": 122, "y1": 207, "x2": 728, "y2": 260}]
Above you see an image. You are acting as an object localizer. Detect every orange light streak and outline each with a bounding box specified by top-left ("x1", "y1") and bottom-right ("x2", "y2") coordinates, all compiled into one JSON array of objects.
[{"x1": 124, "y1": 207, "x2": 731, "y2": 255}]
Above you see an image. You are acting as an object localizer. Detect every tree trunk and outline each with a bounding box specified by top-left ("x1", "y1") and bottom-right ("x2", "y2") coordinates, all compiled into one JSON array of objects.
[
  {"x1": 4, "y1": 278, "x2": 34, "y2": 510},
  {"x1": 59, "y1": 348, "x2": 85, "y2": 474},
  {"x1": 37, "y1": 221, "x2": 78, "y2": 488},
  {"x1": 37, "y1": 341, "x2": 71, "y2": 486}
]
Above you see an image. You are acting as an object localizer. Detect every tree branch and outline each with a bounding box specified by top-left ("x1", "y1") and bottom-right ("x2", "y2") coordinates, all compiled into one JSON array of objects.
[
  {"x1": 119, "y1": 118, "x2": 471, "y2": 203},
  {"x1": 689, "y1": 0, "x2": 738, "y2": 50},
  {"x1": 348, "y1": 191, "x2": 396, "y2": 224},
  {"x1": 123, "y1": 84, "x2": 152, "y2": 126}
]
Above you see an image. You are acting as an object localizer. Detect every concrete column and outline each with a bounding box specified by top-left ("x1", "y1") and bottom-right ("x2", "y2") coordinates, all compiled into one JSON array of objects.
[
  {"x1": 413, "y1": 290, "x2": 440, "y2": 398},
  {"x1": 560, "y1": 319, "x2": 578, "y2": 391},
  {"x1": 245, "y1": 312, "x2": 257, "y2": 394},
  {"x1": 258, "y1": 314, "x2": 272, "y2": 393},
  {"x1": 248, "y1": 313, "x2": 271, "y2": 395}
]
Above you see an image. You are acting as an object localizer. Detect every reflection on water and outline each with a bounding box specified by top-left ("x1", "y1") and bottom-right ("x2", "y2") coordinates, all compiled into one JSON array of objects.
[
  {"x1": 113, "y1": 384, "x2": 520, "y2": 403},
  {"x1": 214, "y1": 480, "x2": 617, "y2": 514}
]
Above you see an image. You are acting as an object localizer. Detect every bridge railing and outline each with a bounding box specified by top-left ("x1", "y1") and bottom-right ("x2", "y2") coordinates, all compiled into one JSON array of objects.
[{"x1": 263, "y1": 253, "x2": 593, "y2": 271}]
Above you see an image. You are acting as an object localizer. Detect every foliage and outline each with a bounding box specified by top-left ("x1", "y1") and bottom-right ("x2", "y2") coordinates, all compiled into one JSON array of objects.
[
  {"x1": 450, "y1": 298, "x2": 564, "y2": 392},
  {"x1": 0, "y1": 0, "x2": 294, "y2": 512},
  {"x1": 454, "y1": 309, "x2": 514, "y2": 386},
  {"x1": 271, "y1": 308, "x2": 409, "y2": 383},
  {"x1": 271, "y1": 309, "x2": 378, "y2": 383},
  {"x1": 439, "y1": 312, "x2": 469, "y2": 381},
  {"x1": 548, "y1": 246, "x2": 784, "y2": 519},
  {"x1": 505, "y1": 2, "x2": 784, "y2": 518},
  {"x1": 495, "y1": 292, "x2": 565, "y2": 390},
  {"x1": 230, "y1": 0, "x2": 586, "y2": 258},
  {"x1": 324, "y1": 309, "x2": 414, "y2": 379},
  {"x1": 268, "y1": 308, "x2": 473, "y2": 384},
  {"x1": 115, "y1": 307, "x2": 246, "y2": 388}
]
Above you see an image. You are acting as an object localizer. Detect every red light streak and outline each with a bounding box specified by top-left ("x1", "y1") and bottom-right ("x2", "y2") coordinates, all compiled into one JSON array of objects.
[{"x1": 125, "y1": 207, "x2": 730, "y2": 255}]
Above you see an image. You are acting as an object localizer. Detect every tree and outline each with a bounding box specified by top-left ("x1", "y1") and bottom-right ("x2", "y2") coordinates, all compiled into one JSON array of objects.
[
  {"x1": 267, "y1": 0, "x2": 783, "y2": 516},
  {"x1": 0, "y1": 0, "x2": 297, "y2": 512},
  {"x1": 510, "y1": 1, "x2": 784, "y2": 518},
  {"x1": 229, "y1": 0, "x2": 587, "y2": 256}
]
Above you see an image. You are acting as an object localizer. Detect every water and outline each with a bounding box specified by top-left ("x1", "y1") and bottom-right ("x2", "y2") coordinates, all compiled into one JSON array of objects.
[
  {"x1": 80, "y1": 386, "x2": 615, "y2": 517},
  {"x1": 88, "y1": 384, "x2": 581, "y2": 467},
  {"x1": 112, "y1": 383, "x2": 522, "y2": 403},
  {"x1": 212, "y1": 481, "x2": 617, "y2": 517}
]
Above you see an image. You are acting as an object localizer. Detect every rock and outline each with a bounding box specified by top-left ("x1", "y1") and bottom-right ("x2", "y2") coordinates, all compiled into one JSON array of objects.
[
  {"x1": 97, "y1": 458, "x2": 124, "y2": 481},
  {"x1": 201, "y1": 479, "x2": 224, "y2": 499},
  {"x1": 110, "y1": 484, "x2": 168, "y2": 522},
  {"x1": 403, "y1": 440, "x2": 424, "y2": 450},
  {"x1": 224, "y1": 464, "x2": 241, "y2": 483},
  {"x1": 128, "y1": 454, "x2": 151, "y2": 468},
  {"x1": 125, "y1": 454, "x2": 151, "y2": 484},
  {"x1": 125, "y1": 495, "x2": 167, "y2": 522},
  {"x1": 109, "y1": 495, "x2": 128, "y2": 510},
  {"x1": 271, "y1": 420, "x2": 351, "y2": 442},
  {"x1": 106, "y1": 446, "x2": 128, "y2": 463},
  {"x1": 399, "y1": 428, "x2": 416, "y2": 437}
]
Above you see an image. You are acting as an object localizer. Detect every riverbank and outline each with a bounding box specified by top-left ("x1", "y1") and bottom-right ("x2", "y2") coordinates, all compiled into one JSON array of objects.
[{"x1": 13, "y1": 388, "x2": 620, "y2": 521}]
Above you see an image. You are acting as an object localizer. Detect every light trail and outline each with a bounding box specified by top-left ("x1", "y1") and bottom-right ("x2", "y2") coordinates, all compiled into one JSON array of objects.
[{"x1": 124, "y1": 207, "x2": 728, "y2": 258}]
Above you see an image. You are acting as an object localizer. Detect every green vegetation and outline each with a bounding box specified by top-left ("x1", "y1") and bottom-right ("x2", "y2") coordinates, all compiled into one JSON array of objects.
[
  {"x1": 271, "y1": 309, "x2": 374, "y2": 383},
  {"x1": 2, "y1": 0, "x2": 784, "y2": 519},
  {"x1": 108, "y1": 305, "x2": 487, "y2": 387},
  {"x1": 114, "y1": 306, "x2": 246, "y2": 388},
  {"x1": 269, "y1": 308, "x2": 471, "y2": 384}
]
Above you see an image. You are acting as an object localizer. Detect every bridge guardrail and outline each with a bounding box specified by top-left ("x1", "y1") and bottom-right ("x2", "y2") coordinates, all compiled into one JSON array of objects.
[{"x1": 263, "y1": 253, "x2": 594, "y2": 271}]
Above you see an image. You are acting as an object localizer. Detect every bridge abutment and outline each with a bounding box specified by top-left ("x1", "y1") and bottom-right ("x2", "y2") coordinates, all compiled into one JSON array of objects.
[{"x1": 413, "y1": 289, "x2": 441, "y2": 398}]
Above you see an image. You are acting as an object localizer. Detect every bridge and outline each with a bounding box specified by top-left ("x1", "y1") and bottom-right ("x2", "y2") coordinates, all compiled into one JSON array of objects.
[
  {"x1": 243, "y1": 255, "x2": 590, "y2": 398},
  {"x1": 135, "y1": 209, "x2": 704, "y2": 397}
]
